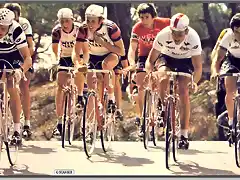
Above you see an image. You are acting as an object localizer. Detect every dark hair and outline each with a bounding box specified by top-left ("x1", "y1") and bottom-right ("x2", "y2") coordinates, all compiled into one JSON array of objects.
[
  {"x1": 136, "y1": 3, "x2": 157, "y2": 18},
  {"x1": 4, "y1": 3, "x2": 21, "y2": 16},
  {"x1": 230, "y1": 13, "x2": 240, "y2": 30}
]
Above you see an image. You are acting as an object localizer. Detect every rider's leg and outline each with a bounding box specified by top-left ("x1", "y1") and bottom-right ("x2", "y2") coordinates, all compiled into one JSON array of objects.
[
  {"x1": 20, "y1": 69, "x2": 32, "y2": 137},
  {"x1": 225, "y1": 76, "x2": 237, "y2": 128},
  {"x1": 102, "y1": 53, "x2": 119, "y2": 112},
  {"x1": 74, "y1": 71, "x2": 85, "y2": 109},
  {"x1": 177, "y1": 76, "x2": 191, "y2": 147},
  {"x1": 7, "y1": 75, "x2": 22, "y2": 144}
]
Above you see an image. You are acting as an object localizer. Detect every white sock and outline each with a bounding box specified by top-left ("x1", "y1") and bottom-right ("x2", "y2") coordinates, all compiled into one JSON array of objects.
[
  {"x1": 229, "y1": 119, "x2": 233, "y2": 127},
  {"x1": 14, "y1": 123, "x2": 21, "y2": 133},
  {"x1": 58, "y1": 117, "x2": 62, "y2": 124},
  {"x1": 180, "y1": 129, "x2": 188, "y2": 138},
  {"x1": 108, "y1": 93, "x2": 115, "y2": 101},
  {"x1": 24, "y1": 120, "x2": 30, "y2": 127},
  {"x1": 162, "y1": 105, "x2": 165, "y2": 111}
]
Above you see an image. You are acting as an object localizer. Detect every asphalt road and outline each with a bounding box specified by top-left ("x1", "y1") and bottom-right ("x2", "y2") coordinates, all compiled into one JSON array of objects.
[{"x1": 0, "y1": 140, "x2": 239, "y2": 176}]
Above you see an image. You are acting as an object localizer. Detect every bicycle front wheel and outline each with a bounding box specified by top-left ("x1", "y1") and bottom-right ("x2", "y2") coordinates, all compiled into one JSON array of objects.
[
  {"x1": 143, "y1": 89, "x2": 151, "y2": 150},
  {"x1": 82, "y1": 91, "x2": 98, "y2": 158},
  {"x1": 165, "y1": 98, "x2": 173, "y2": 169},
  {"x1": 234, "y1": 98, "x2": 240, "y2": 168}
]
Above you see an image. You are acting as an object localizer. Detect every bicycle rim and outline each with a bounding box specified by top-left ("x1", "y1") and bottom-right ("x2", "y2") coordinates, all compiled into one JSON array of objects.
[
  {"x1": 62, "y1": 95, "x2": 68, "y2": 148},
  {"x1": 234, "y1": 98, "x2": 240, "y2": 168},
  {"x1": 153, "y1": 96, "x2": 161, "y2": 147},
  {"x1": 143, "y1": 90, "x2": 151, "y2": 150},
  {"x1": 172, "y1": 100, "x2": 180, "y2": 162},
  {"x1": 165, "y1": 100, "x2": 173, "y2": 169},
  {"x1": 82, "y1": 92, "x2": 97, "y2": 158}
]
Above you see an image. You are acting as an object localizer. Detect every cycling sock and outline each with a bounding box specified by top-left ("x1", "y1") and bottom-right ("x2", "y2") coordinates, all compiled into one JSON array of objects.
[
  {"x1": 58, "y1": 117, "x2": 62, "y2": 124},
  {"x1": 229, "y1": 119, "x2": 233, "y2": 127},
  {"x1": 14, "y1": 123, "x2": 21, "y2": 134},
  {"x1": 180, "y1": 129, "x2": 188, "y2": 138},
  {"x1": 24, "y1": 120, "x2": 30, "y2": 127},
  {"x1": 108, "y1": 93, "x2": 115, "y2": 102},
  {"x1": 78, "y1": 95, "x2": 83, "y2": 102}
]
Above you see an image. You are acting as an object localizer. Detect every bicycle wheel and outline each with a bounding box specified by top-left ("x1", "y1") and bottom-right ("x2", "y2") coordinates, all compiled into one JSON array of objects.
[
  {"x1": 82, "y1": 91, "x2": 98, "y2": 158},
  {"x1": 172, "y1": 99, "x2": 180, "y2": 163},
  {"x1": 68, "y1": 91, "x2": 78, "y2": 145},
  {"x1": 233, "y1": 98, "x2": 240, "y2": 168},
  {"x1": 5, "y1": 99, "x2": 18, "y2": 166},
  {"x1": 143, "y1": 89, "x2": 151, "y2": 149},
  {"x1": 62, "y1": 94, "x2": 68, "y2": 148},
  {"x1": 165, "y1": 99, "x2": 173, "y2": 169},
  {"x1": 100, "y1": 92, "x2": 115, "y2": 152},
  {"x1": 152, "y1": 96, "x2": 161, "y2": 147}
]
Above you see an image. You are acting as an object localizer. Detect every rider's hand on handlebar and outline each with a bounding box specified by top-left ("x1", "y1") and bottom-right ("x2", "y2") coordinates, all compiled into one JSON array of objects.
[
  {"x1": 210, "y1": 71, "x2": 219, "y2": 83},
  {"x1": 189, "y1": 81, "x2": 198, "y2": 94},
  {"x1": 14, "y1": 68, "x2": 23, "y2": 83}
]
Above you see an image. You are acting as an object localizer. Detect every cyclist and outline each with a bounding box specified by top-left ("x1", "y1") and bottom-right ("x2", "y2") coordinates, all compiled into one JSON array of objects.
[
  {"x1": 114, "y1": 55, "x2": 129, "y2": 121},
  {"x1": 211, "y1": 13, "x2": 240, "y2": 134},
  {"x1": 211, "y1": 28, "x2": 228, "y2": 140},
  {"x1": 128, "y1": 3, "x2": 170, "y2": 136},
  {"x1": 4, "y1": 3, "x2": 34, "y2": 138},
  {"x1": 0, "y1": 8, "x2": 32, "y2": 144},
  {"x1": 146, "y1": 13, "x2": 203, "y2": 149},
  {"x1": 75, "y1": 4, "x2": 125, "y2": 121},
  {"x1": 51, "y1": 8, "x2": 86, "y2": 136}
]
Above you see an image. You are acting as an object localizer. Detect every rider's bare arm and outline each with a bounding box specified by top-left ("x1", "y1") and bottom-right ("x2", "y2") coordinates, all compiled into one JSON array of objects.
[
  {"x1": 73, "y1": 41, "x2": 89, "y2": 65},
  {"x1": 211, "y1": 47, "x2": 227, "y2": 75},
  {"x1": 191, "y1": 55, "x2": 202, "y2": 84},
  {"x1": 51, "y1": 28, "x2": 60, "y2": 61},
  {"x1": 211, "y1": 29, "x2": 231, "y2": 75},
  {"x1": 128, "y1": 39, "x2": 138, "y2": 66},
  {"x1": 19, "y1": 46, "x2": 32, "y2": 73},
  {"x1": 146, "y1": 48, "x2": 161, "y2": 73},
  {"x1": 26, "y1": 36, "x2": 34, "y2": 56}
]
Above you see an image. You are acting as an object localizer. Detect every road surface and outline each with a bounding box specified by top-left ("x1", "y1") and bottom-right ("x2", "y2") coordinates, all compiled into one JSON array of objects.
[{"x1": 0, "y1": 141, "x2": 239, "y2": 176}]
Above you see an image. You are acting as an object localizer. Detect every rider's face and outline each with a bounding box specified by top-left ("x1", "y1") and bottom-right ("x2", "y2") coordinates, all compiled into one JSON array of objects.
[
  {"x1": 86, "y1": 16, "x2": 102, "y2": 32},
  {"x1": 0, "y1": 25, "x2": 9, "y2": 39},
  {"x1": 139, "y1": 13, "x2": 154, "y2": 28},
  {"x1": 171, "y1": 29, "x2": 188, "y2": 45},
  {"x1": 59, "y1": 18, "x2": 73, "y2": 32}
]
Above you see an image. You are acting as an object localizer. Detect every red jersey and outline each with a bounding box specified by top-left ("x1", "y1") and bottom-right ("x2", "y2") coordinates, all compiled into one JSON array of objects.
[{"x1": 131, "y1": 17, "x2": 170, "y2": 57}]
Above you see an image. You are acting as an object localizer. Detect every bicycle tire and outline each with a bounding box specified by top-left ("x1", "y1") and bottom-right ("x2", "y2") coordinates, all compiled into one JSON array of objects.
[
  {"x1": 100, "y1": 91, "x2": 114, "y2": 153},
  {"x1": 143, "y1": 89, "x2": 151, "y2": 150},
  {"x1": 165, "y1": 99, "x2": 173, "y2": 169},
  {"x1": 62, "y1": 95, "x2": 68, "y2": 148},
  {"x1": 5, "y1": 100, "x2": 18, "y2": 166},
  {"x1": 68, "y1": 91, "x2": 78, "y2": 145},
  {"x1": 153, "y1": 96, "x2": 161, "y2": 147},
  {"x1": 172, "y1": 100, "x2": 179, "y2": 163},
  {"x1": 82, "y1": 91, "x2": 98, "y2": 158},
  {"x1": 233, "y1": 98, "x2": 240, "y2": 168}
]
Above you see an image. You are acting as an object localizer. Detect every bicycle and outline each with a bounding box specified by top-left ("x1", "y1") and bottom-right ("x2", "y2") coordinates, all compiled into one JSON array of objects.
[
  {"x1": 163, "y1": 70, "x2": 193, "y2": 169},
  {"x1": 79, "y1": 63, "x2": 116, "y2": 158},
  {"x1": 49, "y1": 63, "x2": 87, "y2": 148},
  {"x1": 218, "y1": 72, "x2": 240, "y2": 168},
  {"x1": 0, "y1": 59, "x2": 26, "y2": 166},
  {"x1": 123, "y1": 65, "x2": 163, "y2": 149}
]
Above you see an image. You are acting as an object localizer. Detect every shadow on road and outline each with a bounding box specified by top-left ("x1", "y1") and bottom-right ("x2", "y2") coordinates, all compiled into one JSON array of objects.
[
  {"x1": 170, "y1": 161, "x2": 237, "y2": 175},
  {"x1": 19, "y1": 145, "x2": 57, "y2": 155},
  {"x1": 63, "y1": 144, "x2": 84, "y2": 152},
  {"x1": 0, "y1": 164, "x2": 48, "y2": 175},
  {"x1": 89, "y1": 149, "x2": 155, "y2": 167},
  {"x1": 178, "y1": 149, "x2": 228, "y2": 155}
]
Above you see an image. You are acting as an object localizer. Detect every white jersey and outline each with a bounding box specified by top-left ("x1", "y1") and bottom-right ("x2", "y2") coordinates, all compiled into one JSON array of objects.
[
  {"x1": 153, "y1": 26, "x2": 202, "y2": 59},
  {"x1": 76, "y1": 19, "x2": 122, "y2": 56},
  {"x1": 52, "y1": 22, "x2": 80, "y2": 58},
  {"x1": 0, "y1": 20, "x2": 27, "y2": 54},
  {"x1": 219, "y1": 28, "x2": 240, "y2": 58},
  {"x1": 19, "y1": 17, "x2": 33, "y2": 37}
]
